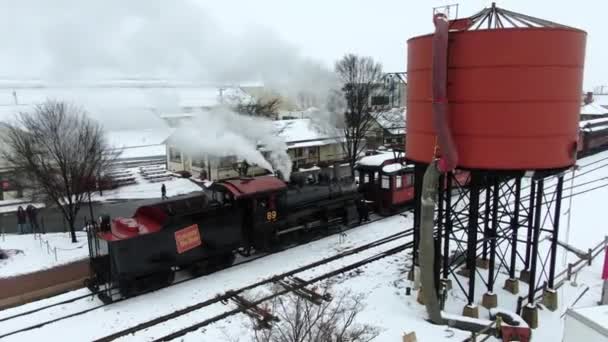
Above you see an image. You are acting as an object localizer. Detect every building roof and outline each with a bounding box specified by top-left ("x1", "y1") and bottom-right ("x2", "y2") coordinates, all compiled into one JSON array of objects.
[
  {"x1": 273, "y1": 118, "x2": 343, "y2": 147},
  {"x1": 566, "y1": 305, "x2": 608, "y2": 337},
  {"x1": 106, "y1": 128, "x2": 173, "y2": 161},
  {"x1": 581, "y1": 103, "x2": 608, "y2": 116},
  {"x1": 356, "y1": 151, "x2": 405, "y2": 168},
  {"x1": 382, "y1": 163, "x2": 413, "y2": 174},
  {"x1": 374, "y1": 108, "x2": 406, "y2": 135}
]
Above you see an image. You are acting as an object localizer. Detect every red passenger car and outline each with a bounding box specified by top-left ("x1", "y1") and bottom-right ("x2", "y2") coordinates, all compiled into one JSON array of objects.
[{"x1": 355, "y1": 152, "x2": 415, "y2": 215}]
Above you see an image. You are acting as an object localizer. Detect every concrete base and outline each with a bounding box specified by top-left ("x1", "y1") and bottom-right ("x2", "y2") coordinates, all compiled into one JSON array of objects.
[
  {"x1": 543, "y1": 288, "x2": 559, "y2": 311},
  {"x1": 519, "y1": 269, "x2": 531, "y2": 284},
  {"x1": 521, "y1": 305, "x2": 538, "y2": 329},
  {"x1": 457, "y1": 267, "x2": 471, "y2": 278},
  {"x1": 441, "y1": 278, "x2": 452, "y2": 291},
  {"x1": 482, "y1": 292, "x2": 498, "y2": 309},
  {"x1": 402, "y1": 332, "x2": 418, "y2": 342},
  {"x1": 462, "y1": 304, "x2": 479, "y2": 319},
  {"x1": 476, "y1": 258, "x2": 489, "y2": 269},
  {"x1": 416, "y1": 288, "x2": 425, "y2": 305},
  {"x1": 503, "y1": 278, "x2": 520, "y2": 295},
  {"x1": 408, "y1": 266, "x2": 421, "y2": 289}
]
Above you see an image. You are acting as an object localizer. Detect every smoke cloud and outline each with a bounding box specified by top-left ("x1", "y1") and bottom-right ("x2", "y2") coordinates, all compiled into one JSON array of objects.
[
  {"x1": 170, "y1": 108, "x2": 293, "y2": 180},
  {"x1": 0, "y1": 0, "x2": 338, "y2": 107}
]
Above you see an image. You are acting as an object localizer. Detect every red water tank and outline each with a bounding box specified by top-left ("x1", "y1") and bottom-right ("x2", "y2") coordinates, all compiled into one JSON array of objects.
[{"x1": 406, "y1": 27, "x2": 586, "y2": 170}]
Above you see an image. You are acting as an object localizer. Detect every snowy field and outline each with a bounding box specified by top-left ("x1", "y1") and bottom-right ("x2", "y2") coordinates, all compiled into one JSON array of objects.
[
  {"x1": 0, "y1": 151, "x2": 607, "y2": 341},
  {"x1": 0, "y1": 231, "x2": 88, "y2": 278}
]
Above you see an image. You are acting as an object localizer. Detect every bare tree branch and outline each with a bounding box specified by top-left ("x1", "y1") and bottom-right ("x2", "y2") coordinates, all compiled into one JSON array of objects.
[
  {"x1": 236, "y1": 97, "x2": 281, "y2": 118},
  {"x1": 332, "y1": 54, "x2": 384, "y2": 176},
  {"x1": 0, "y1": 100, "x2": 117, "y2": 242},
  {"x1": 250, "y1": 284, "x2": 379, "y2": 342}
]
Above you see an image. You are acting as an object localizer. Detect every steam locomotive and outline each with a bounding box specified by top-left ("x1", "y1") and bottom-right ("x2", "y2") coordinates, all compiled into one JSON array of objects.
[{"x1": 87, "y1": 175, "x2": 362, "y2": 300}]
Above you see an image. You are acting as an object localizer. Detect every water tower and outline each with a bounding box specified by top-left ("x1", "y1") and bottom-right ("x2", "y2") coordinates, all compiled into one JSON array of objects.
[{"x1": 406, "y1": 3, "x2": 586, "y2": 327}]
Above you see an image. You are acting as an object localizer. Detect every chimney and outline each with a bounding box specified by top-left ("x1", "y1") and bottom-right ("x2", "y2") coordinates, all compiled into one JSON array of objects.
[{"x1": 584, "y1": 92, "x2": 593, "y2": 105}]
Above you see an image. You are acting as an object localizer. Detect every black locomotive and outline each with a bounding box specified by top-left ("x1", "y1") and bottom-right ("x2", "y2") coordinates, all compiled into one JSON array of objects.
[{"x1": 87, "y1": 175, "x2": 362, "y2": 301}]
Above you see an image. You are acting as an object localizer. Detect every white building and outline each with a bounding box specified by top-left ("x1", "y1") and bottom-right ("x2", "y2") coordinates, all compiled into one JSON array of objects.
[
  {"x1": 563, "y1": 305, "x2": 608, "y2": 342},
  {"x1": 165, "y1": 118, "x2": 346, "y2": 181}
]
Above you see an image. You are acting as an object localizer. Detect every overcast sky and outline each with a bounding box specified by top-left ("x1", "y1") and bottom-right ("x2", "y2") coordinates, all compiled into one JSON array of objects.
[
  {"x1": 196, "y1": 0, "x2": 607, "y2": 90},
  {"x1": 0, "y1": 0, "x2": 605, "y2": 90}
]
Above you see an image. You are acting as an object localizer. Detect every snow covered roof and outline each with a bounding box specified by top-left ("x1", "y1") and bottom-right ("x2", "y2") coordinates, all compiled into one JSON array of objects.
[
  {"x1": 581, "y1": 103, "x2": 608, "y2": 116},
  {"x1": 579, "y1": 117, "x2": 608, "y2": 132},
  {"x1": 565, "y1": 305, "x2": 608, "y2": 337},
  {"x1": 107, "y1": 128, "x2": 172, "y2": 160},
  {"x1": 382, "y1": 163, "x2": 413, "y2": 174},
  {"x1": 357, "y1": 151, "x2": 404, "y2": 167},
  {"x1": 106, "y1": 128, "x2": 173, "y2": 148},
  {"x1": 273, "y1": 119, "x2": 343, "y2": 147},
  {"x1": 374, "y1": 108, "x2": 406, "y2": 135}
]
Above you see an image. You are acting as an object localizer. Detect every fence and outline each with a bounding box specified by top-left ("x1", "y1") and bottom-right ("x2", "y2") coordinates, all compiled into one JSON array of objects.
[{"x1": 516, "y1": 236, "x2": 608, "y2": 314}]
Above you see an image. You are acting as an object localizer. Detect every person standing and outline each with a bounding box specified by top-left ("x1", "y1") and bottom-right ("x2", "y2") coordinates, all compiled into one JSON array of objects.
[
  {"x1": 16, "y1": 206, "x2": 26, "y2": 234},
  {"x1": 161, "y1": 184, "x2": 168, "y2": 200},
  {"x1": 26, "y1": 204, "x2": 39, "y2": 234}
]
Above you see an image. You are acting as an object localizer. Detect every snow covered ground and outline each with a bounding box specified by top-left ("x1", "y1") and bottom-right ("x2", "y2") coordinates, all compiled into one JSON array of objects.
[
  {"x1": 0, "y1": 151, "x2": 607, "y2": 341},
  {"x1": 0, "y1": 231, "x2": 88, "y2": 278},
  {"x1": 0, "y1": 165, "x2": 203, "y2": 211},
  {"x1": 92, "y1": 166, "x2": 202, "y2": 201}
]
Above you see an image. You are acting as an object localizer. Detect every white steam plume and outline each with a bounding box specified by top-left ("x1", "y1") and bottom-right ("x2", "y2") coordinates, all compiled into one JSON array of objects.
[
  {"x1": 170, "y1": 108, "x2": 292, "y2": 180},
  {"x1": 0, "y1": 0, "x2": 338, "y2": 108}
]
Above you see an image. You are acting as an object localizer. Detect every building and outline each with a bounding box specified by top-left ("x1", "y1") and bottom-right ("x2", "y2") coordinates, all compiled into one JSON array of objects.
[
  {"x1": 365, "y1": 108, "x2": 406, "y2": 150},
  {"x1": 106, "y1": 128, "x2": 174, "y2": 167},
  {"x1": 563, "y1": 305, "x2": 608, "y2": 341},
  {"x1": 581, "y1": 91, "x2": 608, "y2": 121},
  {"x1": 165, "y1": 118, "x2": 346, "y2": 181}
]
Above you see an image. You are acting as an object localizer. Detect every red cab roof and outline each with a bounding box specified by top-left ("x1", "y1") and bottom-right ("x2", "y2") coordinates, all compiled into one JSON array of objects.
[{"x1": 221, "y1": 176, "x2": 287, "y2": 199}]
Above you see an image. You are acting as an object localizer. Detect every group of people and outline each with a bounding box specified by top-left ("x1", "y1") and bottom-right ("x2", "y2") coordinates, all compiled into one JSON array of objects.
[{"x1": 16, "y1": 204, "x2": 40, "y2": 234}]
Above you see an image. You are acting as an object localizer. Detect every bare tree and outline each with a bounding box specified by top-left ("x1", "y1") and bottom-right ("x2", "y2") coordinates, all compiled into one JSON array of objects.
[
  {"x1": 250, "y1": 285, "x2": 379, "y2": 342},
  {"x1": 334, "y1": 54, "x2": 384, "y2": 176},
  {"x1": 1, "y1": 101, "x2": 116, "y2": 242},
  {"x1": 236, "y1": 97, "x2": 282, "y2": 118}
]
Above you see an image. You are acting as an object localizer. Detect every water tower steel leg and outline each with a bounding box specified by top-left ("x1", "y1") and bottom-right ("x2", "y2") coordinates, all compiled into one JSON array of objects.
[
  {"x1": 548, "y1": 175, "x2": 564, "y2": 288},
  {"x1": 443, "y1": 174, "x2": 453, "y2": 279},
  {"x1": 488, "y1": 176, "x2": 500, "y2": 292},
  {"x1": 482, "y1": 183, "x2": 491, "y2": 262},
  {"x1": 524, "y1": 180, "x2": 537, "y2": 270},
  {"x1": 528, "y1": 178, "x2": 544, "y2": 304},
  {"x1": 466, "y1": 172, "x2": 481, "y2": 305},
  {"x1": 411, "y1": 163, "x2": 425, "y2": 277},
  {"x1": 509, "y1": 177, "x2": 522, "y2": 279}
]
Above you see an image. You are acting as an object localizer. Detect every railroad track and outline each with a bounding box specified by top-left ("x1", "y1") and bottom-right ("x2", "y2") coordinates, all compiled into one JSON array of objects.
[
  {"x1": 95, "y1": 229, "x2": 413, "y2": 341},
  {"x1": 0, "y1": 210, "x2": 412, "y2": 340}
]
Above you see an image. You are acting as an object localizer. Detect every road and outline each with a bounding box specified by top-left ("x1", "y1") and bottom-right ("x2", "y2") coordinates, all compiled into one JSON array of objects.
[{"x1": 0, "y1": 198, "x2": 161, "y2": 234}]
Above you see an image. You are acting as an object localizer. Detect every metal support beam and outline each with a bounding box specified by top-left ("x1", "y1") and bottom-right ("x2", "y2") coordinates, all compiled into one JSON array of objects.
[
  {"x1": 482, "y1": 183, "x2": 491, "y2": 260},
  {"x1": 466, "y1": 172, "x2": 481, "y2": 305},
  {"x1": 488, "y1": 176, "x2": 500, "y2": 292},
  {"x1": 413, "y1": 164, "x2": 426, "y2": 268},
  {"x1": 528, "y1": 178, "x2": 544, "y2": 304},
  {"x1": 548, "y1": 176, "x2": 564, "y2": 288},
  {"x1": 524, "y1": 180, "x2": 536, "y2": 269},
  {"x1": 509, "y1": 177, "x2": 522, "y2": 279}
]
